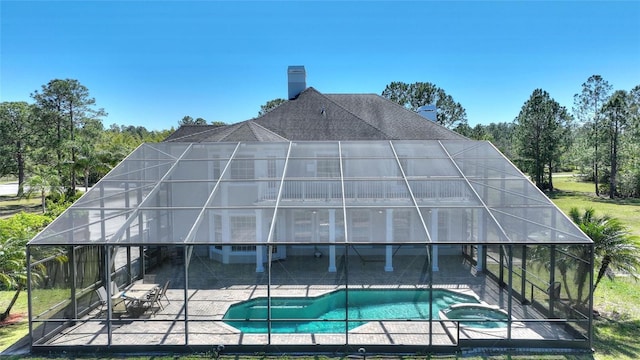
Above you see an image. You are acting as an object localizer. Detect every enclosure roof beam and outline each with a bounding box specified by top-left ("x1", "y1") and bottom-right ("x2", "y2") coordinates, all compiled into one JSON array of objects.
[
  {"x1": 438, "y1": 140, "x2": 512, "y2": 242},
  {"x1": 108, "y1": 144, "x2": 193, "y2": 243},
  {"x1": 389, "y1": 140, "x2": 431, "y2": 243},
  {"x1": 183, "y1": 143, "x2": 241, "y2": 244}
]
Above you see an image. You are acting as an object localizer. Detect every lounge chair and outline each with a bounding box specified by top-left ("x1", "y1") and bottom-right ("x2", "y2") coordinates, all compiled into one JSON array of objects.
[
  {"x1": 157, "y1": 280, "x2": 171, "y2": 309},
  {"x1": 95, "y1": 286, "x2": 108, "y2": 315},
  {"x1": 96, "y1": 285, "x2": 127, "y2": 317},
  {"x1": 136, "y1": 289, "x2": 161, "y2": 316}
]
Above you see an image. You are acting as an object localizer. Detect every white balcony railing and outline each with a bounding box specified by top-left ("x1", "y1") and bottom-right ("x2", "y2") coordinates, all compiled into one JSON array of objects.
[{"x1": 258, "y1": 180, "x2": 468, "y2": 203}]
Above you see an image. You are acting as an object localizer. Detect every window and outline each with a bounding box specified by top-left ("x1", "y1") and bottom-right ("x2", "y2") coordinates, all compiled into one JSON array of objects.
[
  {"x1": 397, "y1": 156, "x2": 409, "y2": 177},
  {"x1": 231, "y1": 215, "x2": 256, "y2": 242},
  {"x1": 214, "y1": 214, "x2": 222, "y2": 242},
  {"x1": 267, "y1": 157, "x2": 278, "y2": 178},
  {"x1": 230, "y1": 158, "x2": 254, "y2": 179},
  {"x1": 231, "y1": 245, "x2": 256, "y2": 252},
  {"x1": 393, "y1": 209, "x2": 411, "y2": 241},
  {"x1": 293, "y1": 210, "x2": 312, "y2": 242},
  {"x1": 211, "y1": 155, "x2": 221, "y2": 179},
  {"x1": 350, "y1": 210, "x2": 370, "y2": 241},
  {"x1": 267, "y1": 157, "x2": 279, "y2": 193},
  {"x1": 317, "y1": 158, "x2": 340, "y2": 178}
]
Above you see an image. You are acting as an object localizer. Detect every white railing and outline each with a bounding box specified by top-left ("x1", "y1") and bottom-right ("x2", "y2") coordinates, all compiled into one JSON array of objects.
[
  {"x1": 258, "y1": 180, "x2": 468, "y2": 202},
  {"x1": 408, "y1": 180, "x2": 468, "y2": 200}
]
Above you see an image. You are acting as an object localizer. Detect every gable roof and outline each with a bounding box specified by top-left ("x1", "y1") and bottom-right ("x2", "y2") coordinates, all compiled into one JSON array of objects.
[
  {"x1": 165, "y1": 122, "x2": 288, "y2": 142},
  {"x1": 165, "y1": 87, "x2": 466, "y2": 142}
]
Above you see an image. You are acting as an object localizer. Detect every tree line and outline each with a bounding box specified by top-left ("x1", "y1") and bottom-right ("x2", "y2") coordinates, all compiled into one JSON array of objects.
[
  {"x1": 3, "y1": 76, "x2": 639, "y2": 200},
  {"x1": 0, "y1": 79, "x2": 173, "y2": 199},
  {"x1": 451, "y1": 76, "x2": 639, "y2": 198},
  {"x1": 178, "y1": 115, "x2": 226, "y2": 127}
]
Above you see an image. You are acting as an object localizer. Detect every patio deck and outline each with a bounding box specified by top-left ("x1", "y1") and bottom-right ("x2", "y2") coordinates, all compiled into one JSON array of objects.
[{"x1": 41, "y1": 255, "x2": 580, "y2": 349}]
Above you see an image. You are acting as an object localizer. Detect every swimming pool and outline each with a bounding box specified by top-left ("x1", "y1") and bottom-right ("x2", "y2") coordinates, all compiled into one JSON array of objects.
[{"x1": 223, "y1": 288, "x2": 480, "y2": 333}]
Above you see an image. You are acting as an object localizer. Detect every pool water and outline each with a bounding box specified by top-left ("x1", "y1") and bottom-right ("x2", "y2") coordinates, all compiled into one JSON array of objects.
[{"x1": 223, "y1": 289, "x2": 479, "y2": 333}]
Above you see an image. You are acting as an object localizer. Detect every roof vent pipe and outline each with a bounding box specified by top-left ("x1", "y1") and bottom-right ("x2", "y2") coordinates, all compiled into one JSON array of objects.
[{"x1": 287, "y1": 65, "x2": 306, "y2": 100}]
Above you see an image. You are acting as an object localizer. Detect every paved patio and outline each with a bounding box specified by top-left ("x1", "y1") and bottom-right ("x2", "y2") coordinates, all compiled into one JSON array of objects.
[{"x1": 40, "y1": 254, "x2": 581, "y2": 348}]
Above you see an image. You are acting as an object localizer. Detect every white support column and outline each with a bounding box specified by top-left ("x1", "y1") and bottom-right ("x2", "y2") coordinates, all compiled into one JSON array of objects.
[
  {"x1": 476, "y1": 210, "x2": 486, "y2": 272},
  {"x1": 328, "y1": 209, "x2": 337, "y2": 272},
  {"x1": 385, "y1": 209, "x2": 394, "y2": 272},
  {"x1": 255, "y1": 210, "x2": 264, "y2": 273},
  {"x1": 477, "y1": 245, "x2": 485, "y2": 272},
  {"x1": 431, "y1": 209, "x2": 439, "y2": 272},
  {"x1": 255, "y1": 247, "x2": 264, "y2": 272},
  {"x1": 222, "y1": 211, "x2": 230, "y2": 264},
  {"x1": 208, "y1": 212, "x2": 216, "y2": 259}
]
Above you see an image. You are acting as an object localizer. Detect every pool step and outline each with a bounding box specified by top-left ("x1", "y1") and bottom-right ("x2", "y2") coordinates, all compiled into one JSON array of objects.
[{"x1": 250, "y1": 305, "x2": 306, "y2": 309}]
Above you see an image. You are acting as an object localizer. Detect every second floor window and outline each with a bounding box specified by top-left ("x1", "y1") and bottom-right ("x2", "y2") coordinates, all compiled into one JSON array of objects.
[
  {"x1": 317, "y1": 158, "x2": 340, "y2": 178},
  {"x1": 230, "y1": 158, "x2": 254, "y2": 179}
]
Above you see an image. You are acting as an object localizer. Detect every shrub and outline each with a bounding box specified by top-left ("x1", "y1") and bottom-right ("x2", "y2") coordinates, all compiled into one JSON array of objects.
[
  {"x1": 619, "y1": 169, "x2": 640, "y2": 198},
  {"x1": 0, "y1": 212, "x2": 52, "y2": 242}
]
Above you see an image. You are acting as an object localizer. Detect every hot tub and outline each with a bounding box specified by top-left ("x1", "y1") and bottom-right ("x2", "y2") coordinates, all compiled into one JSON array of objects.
[{"x1": 439, "y1": 303, "x2": 510, "y2": 329}]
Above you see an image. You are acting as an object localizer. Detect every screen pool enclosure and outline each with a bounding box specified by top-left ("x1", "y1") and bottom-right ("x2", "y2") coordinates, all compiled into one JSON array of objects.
[{"x1": 26, "y1": 140, "x2": 594, "y2": 354}]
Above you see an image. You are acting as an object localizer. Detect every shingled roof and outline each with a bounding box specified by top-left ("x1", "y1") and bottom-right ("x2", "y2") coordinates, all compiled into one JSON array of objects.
[{"x1": 164, "y1": 87, "x2": 466, "y2": 142}]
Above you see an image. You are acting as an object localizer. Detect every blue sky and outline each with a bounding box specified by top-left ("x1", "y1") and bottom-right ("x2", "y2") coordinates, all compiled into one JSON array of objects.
[{"x1": 1, "y1": 1, "x2": 639, "y2": 130}]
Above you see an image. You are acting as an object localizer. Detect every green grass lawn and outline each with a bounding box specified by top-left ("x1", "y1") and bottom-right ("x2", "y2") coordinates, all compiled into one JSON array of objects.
[
  {"x1": 551, "y1": 176, "x2": 640, "y2": 237},
  {"x1": 592, "y1": 277, "x2": 640, "y2": 360},
  {"x1": 0, "y1": 176, "x2": 17, "y2": 185},
  {"x1": 0, "y1": 291, "x2": 29, "y2": 352},
  {"x1": 0, "y1": 195, "x2": 41, "y2": 218}
]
